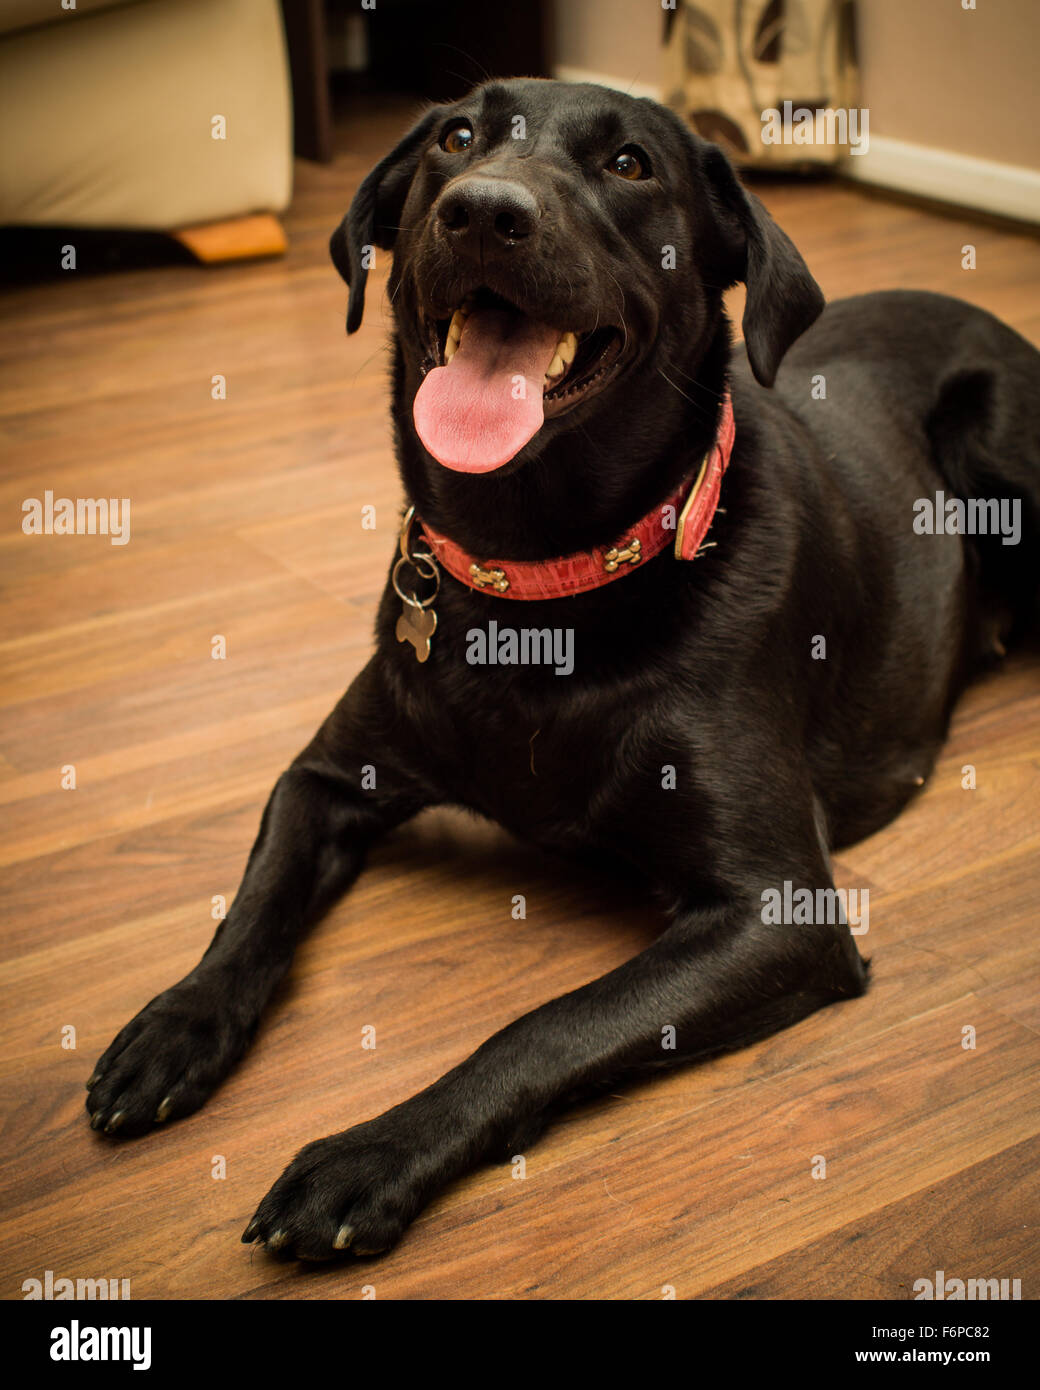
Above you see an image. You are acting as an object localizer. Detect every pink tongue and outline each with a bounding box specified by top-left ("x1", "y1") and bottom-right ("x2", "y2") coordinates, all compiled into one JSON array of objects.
[{"x1": 413, "y1": 308, "x2": 561, "y2": 472}]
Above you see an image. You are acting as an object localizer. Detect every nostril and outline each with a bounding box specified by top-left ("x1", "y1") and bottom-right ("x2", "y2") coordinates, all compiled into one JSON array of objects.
[
  {"x1": 437, "y1": 182, "x2": 538, "y2": 250},
  {"x1": 439, "y1": 199, "x2": 469, "y2": 233},
  {"x1": 494, "y1": 210, "x2": 531, "y2": 241}
]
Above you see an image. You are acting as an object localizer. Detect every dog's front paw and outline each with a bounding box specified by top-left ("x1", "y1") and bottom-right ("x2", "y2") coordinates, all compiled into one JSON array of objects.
[
  {"x1": 242, "y1": 1121, "x2": 437, "y2": 1260},
  {"x1": 85, "y1": 970, "x2": 256, "y2": 1137}
]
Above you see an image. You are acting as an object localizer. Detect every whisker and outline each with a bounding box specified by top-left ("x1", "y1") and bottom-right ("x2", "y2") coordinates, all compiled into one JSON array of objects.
[
  {"x1": 658, "y1": 361, "x2": 724, "y2": 402},
  {"x1": 432, "y1": 42, "x2": 492, "y2": 86},
  {"x1": 658, "y1": 366, "x2": 714, "y2": 409},
  {"x1": 603, "y1": 269, "x2": 629, "y2": 355}
]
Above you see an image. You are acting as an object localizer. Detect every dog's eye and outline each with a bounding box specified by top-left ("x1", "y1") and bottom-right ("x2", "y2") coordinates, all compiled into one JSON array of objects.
[
  {"x1": 441, "y1": 124, "x2": 474, "y2": 154},
  {"x1": 608, "y1": 148, "x2": 650, "y2": 180}
]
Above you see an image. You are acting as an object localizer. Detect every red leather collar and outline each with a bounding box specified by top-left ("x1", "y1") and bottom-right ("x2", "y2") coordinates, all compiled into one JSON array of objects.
[{"x1": 415, "y1": 393, "x2": 734, "y2": 601}]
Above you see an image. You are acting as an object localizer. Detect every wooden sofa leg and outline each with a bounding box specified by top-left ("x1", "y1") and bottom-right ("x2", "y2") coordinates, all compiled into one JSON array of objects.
[{"x1": 171, "y1": 214, "x2": 287, "y2": 263}]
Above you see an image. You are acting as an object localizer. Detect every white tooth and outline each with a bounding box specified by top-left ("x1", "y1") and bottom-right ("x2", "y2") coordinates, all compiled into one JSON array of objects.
[
  {"x1": 443, "y1": 307, "x2": 469, "y2": 363},
  {"x1": 546, "y1": 354, "x2": 564, "y2": 379},
  {"x1": 557, "y1": 331, "x2": 577, "y2": 365}
]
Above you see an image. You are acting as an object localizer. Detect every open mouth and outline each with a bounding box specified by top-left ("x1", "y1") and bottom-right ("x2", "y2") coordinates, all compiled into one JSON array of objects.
[{"x1": 413, "y1": 287, "x2": 624, "y2": 473}]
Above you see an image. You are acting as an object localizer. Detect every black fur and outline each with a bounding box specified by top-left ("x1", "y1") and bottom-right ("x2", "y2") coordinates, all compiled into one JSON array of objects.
[{"x1": 87, "y1": 80, "x2": 1040, "y2": 1261}]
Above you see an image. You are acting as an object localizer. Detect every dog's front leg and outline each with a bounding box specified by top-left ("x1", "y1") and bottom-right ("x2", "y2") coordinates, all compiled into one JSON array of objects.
[
  {"x1": 244, "y1": 896, "x2": 868, "y2": 1259},
  {"x1": 85, "y1": 661, "x2": 428, "y2": 1137}
]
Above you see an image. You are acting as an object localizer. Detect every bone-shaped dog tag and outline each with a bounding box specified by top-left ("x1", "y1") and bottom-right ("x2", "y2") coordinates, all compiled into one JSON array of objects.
[{"x1": 396, "y1": 602, "x2": 437, "y2": 662}]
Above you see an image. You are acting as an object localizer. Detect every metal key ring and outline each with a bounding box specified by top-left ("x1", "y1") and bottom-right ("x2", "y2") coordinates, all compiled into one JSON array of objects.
[
  {"x1": 399, "y1": 505, "x2": 438, "y2": 564},
  {"x1": 395, "y1": 504, "x2": 441, "y2": 607},
  {"x1": 392, "y1": 554, "x2": 440, "y2": 609}
]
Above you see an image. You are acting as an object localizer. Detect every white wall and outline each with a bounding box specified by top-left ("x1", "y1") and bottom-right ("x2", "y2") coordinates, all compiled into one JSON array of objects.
[{"x1": 553, "y1": 0, "x2": 663, "y2": 97}]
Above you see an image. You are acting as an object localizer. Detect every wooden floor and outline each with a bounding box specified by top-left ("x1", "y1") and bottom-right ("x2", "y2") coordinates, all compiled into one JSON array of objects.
[{"x1": 2, "y1": 99, "x2": 1039, "y2": 1301}]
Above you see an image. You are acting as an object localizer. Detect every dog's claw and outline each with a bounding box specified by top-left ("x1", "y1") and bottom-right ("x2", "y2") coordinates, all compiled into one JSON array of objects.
[
  {"x1": 246, "y1": 1127, "x2": 418, "y2": 1260},
  {"x1": 104, "y1": 1110, "x2": 126, "y2": 1133},
  {"x1": 241, "y1": 1219, "x2": 261, "y2": 1244},
  {"x1": 84, "y1": 971, "x2": 257, "y2": 1140}
]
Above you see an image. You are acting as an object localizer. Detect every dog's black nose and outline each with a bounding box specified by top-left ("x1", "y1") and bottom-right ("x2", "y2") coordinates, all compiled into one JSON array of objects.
[{"x1": 436, "y1": 179, "x2": 538, "y2": 256}]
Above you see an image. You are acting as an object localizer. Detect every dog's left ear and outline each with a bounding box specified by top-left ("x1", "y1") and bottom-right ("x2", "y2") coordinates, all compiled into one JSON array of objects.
[
  {"x1": 701, "y1": 143, "x2": 825, "y2": 387},
  {"x1": 330, "y1": 104, "x2": 452, "y2": 334}
]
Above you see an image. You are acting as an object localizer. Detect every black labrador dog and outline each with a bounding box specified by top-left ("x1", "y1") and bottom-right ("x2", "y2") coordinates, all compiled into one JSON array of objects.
[{"x1": 86, "y1": 79, "x2": 1040, "y2": 1260}]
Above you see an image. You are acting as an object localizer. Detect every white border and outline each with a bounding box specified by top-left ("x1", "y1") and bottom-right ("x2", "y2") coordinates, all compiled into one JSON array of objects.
[{"x1": 844, "y1": 135, "x2": 1040, "y2": 225}]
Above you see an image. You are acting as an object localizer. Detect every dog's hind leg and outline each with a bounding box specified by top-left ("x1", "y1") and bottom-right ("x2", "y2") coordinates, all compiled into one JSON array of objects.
[
  {"x1": 925, "y1": 327, "x2": 1040, "y2": 647},
  {"x1": 85, "y1": 660, "x2": 431, "y2": 1138}
]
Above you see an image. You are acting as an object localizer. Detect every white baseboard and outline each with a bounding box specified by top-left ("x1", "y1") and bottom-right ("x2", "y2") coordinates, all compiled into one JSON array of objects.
[
  {"x1": 844, "y1": 135, "x2": 1040, "y2": 225},
  {"x1": 551, "y1": 65, "x2": 661, "y2": 101}
]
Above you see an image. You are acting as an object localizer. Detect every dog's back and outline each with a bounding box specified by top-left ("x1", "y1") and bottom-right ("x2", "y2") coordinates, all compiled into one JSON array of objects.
[
  {"x1": 728, "y1": 290, "x2": 1040, "y2": 842},
  {"x1": 780, "y1": 290, "x2": 1040, "y2": 643}
]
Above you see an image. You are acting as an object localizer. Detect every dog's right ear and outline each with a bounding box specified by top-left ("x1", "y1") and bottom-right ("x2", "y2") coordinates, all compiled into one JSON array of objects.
[
  {"x1": 330, "y1": 105, "x2": 452, "y2": 334},
  {"x1": 700, "y1": 143, "x2": 825, "y2": 386}
]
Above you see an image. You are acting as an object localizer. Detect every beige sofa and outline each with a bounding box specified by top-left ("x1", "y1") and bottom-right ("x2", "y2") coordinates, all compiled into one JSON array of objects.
[{"x1": 0, "y1": 0, "x2": 292, "y2": 251}]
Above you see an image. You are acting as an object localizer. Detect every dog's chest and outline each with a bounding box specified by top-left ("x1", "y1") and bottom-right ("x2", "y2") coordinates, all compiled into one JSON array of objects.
[
  {"x1": 407, "y1": 655, "x2": 648, "y2": 847},
  {"x1": 445, "y1": 695, "x2": 616, "y2": 841},
  {"x1": 380, "y1": 578, "x2": 695, "y2": 851}
]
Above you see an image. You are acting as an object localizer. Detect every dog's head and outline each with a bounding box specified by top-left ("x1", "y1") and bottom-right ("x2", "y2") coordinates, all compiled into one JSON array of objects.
[{"x1": 331, "y1": 79, "x2": 822, "y2": 476}]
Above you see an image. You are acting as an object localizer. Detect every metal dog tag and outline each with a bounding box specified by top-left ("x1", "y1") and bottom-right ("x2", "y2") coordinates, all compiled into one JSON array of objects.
[
  {"x1": 396, "y1": 602, "x2": 437, "y2": 662},
  {"x1": 393, "y1": 505, "x2": 441, "y2": 663}
]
